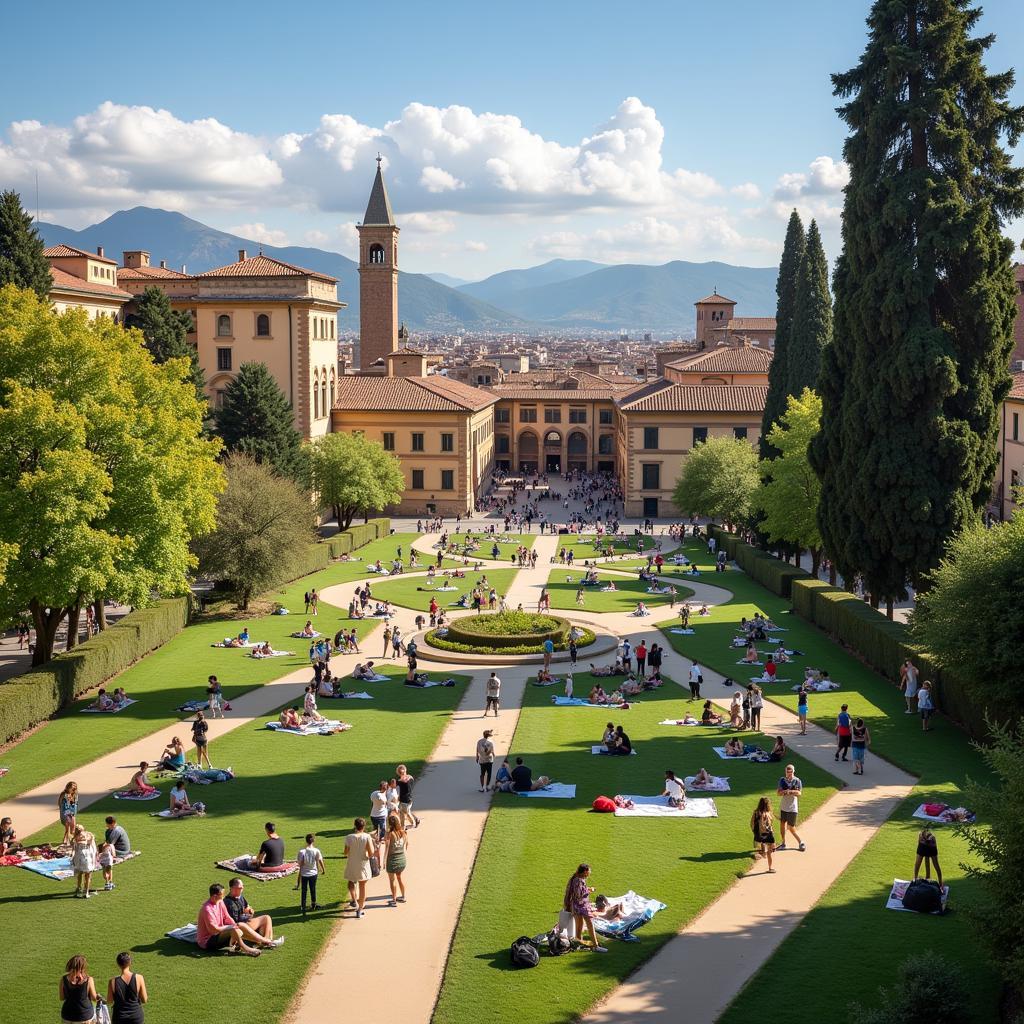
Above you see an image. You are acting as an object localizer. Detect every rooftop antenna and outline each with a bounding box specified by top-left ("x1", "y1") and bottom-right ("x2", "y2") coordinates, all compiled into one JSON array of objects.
[{"x1": 376, "y1": 152, "x2": 382, "y2": 168}]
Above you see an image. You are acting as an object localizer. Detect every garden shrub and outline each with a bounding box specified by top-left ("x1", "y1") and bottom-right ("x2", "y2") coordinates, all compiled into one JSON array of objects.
[
  {"x1": 446, "y1": 612, "x2": 570, "y2": 650},
  {"x1": 427, "y1": 624, "x2": 596, "y2": 656}
]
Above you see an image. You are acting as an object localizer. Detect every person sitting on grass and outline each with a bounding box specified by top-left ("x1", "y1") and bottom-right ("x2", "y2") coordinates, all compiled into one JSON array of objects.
[
  {"x1": 92, "y1": 688, "x2": 115, "y2": 711},
  {"x1": 197, "y1": 883, "x2": 267, "y2": 957},
  {"x1": 129, "y1": 762, "x2": 158, "y2": 796},
  {"x1": 662, "y1": 769, "x2": 686, "y2": 807},
  {"x1": 298, "y1": 620, "x2": 316, "y2": 638},
  {"x1": 767, "y1": 736, "x2": 787, "y2": 762},
  {"x1": 593, "y1": 895, "x2": 624, "y2": 921},
  {"x1": 724, "y1": 737, "x2": 747, "y2": 757},
  {"x1": 318, "y1": 675, "x2": 338, "y2": 699},
  {"x1": 255, "y1": 641, "x2": 275, "y2": 657},
  {"x1": 536, "y1": 668, "x2": 555, "y2": 685},
  {"x1": 493, "y1": 759, "x2": 514, "y2": 793},
  {"x1": 588, "y1": 684, "x2": 608, "y2": 704},
  {"x1": 0, "y1": 816, "x2": 21, "y2": 855},
  {"x1": 302, "y1": 686, "x2": 326, "y2": 723},
  {"x1": 279, "y1": 707, "x2": 302, "y2": 730},
  {"x1": 224, "y1": 878, "x2": 280, "y2": 945},
  {"x1": 600, "y1": 581, "x2": 617, "y2": 592},
  {"x1": 633, "y1": 601, "x2": 650, "y2": 617},
  {"x1": 743, "y1": 643, "x2": 759, "y2": 664},
  {"x1": 701, "y1": 701, "x2": 722, "y2": 726},
  {"x1": 644, "y1": 669, "x2": 663, "y2": 690},
  {"x1": 620, "y1": 676, "x2": 642, "y2": 697},
  {"x1": 160, "y1": 737, "x2": 186, "y2": 773},
  {"x1": 590, "y1": 662, "x2": 616, "y2": 678},
  {"x1": 689, "y1": 768, "x2": 715, "y2": 788},
  {"x1": 510, "y1": 757, "x2": 549, "y2": 792},
  {"x1": 254, "y1": 822, "x2": 285, "y2": 870},
  {"x1": 699, "y1": 603, "x2": 710, "y2": 616},
  {"x1": 601, "y1": 722, "x2": 616, "y2": 752},
  {"x1": 169, "y1": 779, "x2": 202, "y2": 817}
]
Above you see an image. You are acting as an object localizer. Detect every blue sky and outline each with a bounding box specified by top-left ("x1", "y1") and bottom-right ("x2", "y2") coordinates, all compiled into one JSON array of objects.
[{"x1": 2, "y1": 0, "x2": 1022, "y2": 277}]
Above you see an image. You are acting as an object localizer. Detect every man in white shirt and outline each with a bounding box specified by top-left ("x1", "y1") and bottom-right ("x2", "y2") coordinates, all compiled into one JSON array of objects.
[
  {"x1": 688, "y1": 662, "x2": 702, "y2": 700},
  {"x1": 485, "y1": 673, "x2": 501, "y2": 717},
  {"x1": 476, "y1": 729, "x2": 495, "y2": 791},
  {"x1": 369, "y1": 782, "x2": 389, "y2": 840},
  {"x1": 776, "y1": 764, "x2": 806, "y2": 851},
  {"x1": 662, "y1": 770, "x2": 686, "y2": 808},
  {"x1": 297, "y1": 833, "x2": 325, "y2": 913}
]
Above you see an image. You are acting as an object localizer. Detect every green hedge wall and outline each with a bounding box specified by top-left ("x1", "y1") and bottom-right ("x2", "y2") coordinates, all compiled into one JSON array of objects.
[
  {"x1": 0, "y1": 596, "x2": 192, "y2": 744},
  {"x1": 707, "y1": 525, "x2": 811, "y2": 598}
]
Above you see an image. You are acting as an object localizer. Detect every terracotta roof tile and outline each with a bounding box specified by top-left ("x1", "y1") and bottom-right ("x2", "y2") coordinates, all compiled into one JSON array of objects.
[
  {"x1": 1008, "y1": 371, "x2": 1024, "y2": 400},
  {"x1": 666, "y1": 345, "x2": 774, "y2": 374},
  {"x1": 334, "y1": 376, "x2": 496, "y2": 413},
  {"x1": 45, "y1": 244, "x2": 117, "y2": 264},
  {"x1": 695, "y1": 292, "x2": 736, "y2": 305},
  {"x1": 617, "y1": 380, "x2": 767, "y2": 414},
  {"x1": 48, "y1": 266, "x2": 132, "y2": 300},
  {"x1": 118, "y1": 264, "x2": 190, "y2": 280},
  {"x1": 196, "y1": 254, "x2": 336, "y2": 283},
  {"x1": 726, "y1": 317, "x2": 777, "y2": 331}
]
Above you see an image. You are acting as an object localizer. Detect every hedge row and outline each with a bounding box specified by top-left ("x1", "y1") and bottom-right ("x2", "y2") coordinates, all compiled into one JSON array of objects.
[
  {"x1": 708, "y1": 525, "x2": 812, "y2": 598},
  {"x1": 426, "y1": 625, "x2": 596, "y2": 656},
  {"x1": 0, "y1": 596, "x2": 192, "y2": 744},
  {"x1": 325, "y1": 518, "x2": 390, "y2": 558},
  {"x1": 446, "y1": 613, "x2": 570, "y2": 649}
]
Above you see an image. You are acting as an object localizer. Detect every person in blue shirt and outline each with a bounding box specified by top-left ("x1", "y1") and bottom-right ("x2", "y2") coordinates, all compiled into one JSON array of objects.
[
  {"x1": 835, "y1": 704, "x2": 853, "y2": 762},
  {"x1": 543, "y1": 637, "x2": 555, "y2": 671}
]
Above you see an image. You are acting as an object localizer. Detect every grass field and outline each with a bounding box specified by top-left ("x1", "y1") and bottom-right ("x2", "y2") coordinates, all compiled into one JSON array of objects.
[
  {"x1": 544, "y1": 569, "x2": 692, "y2": 615},
  {"x1": 432, "y1": 671, "x2": 838, "y2": 1024},
  {"x1": 654, "y1": 540, "x2": 1000, "y2": 1022},
  {"x1": 554, "y1": 534, "x2": 658, "y2": 562},
  {"x1": 442, "y1": 531, "x2": 535, "y2": 563},
  {"x1": 0, "y1": 665, "x2": 468, "y2": 1024},
  {"x1": 0, "y1": 534, "x2": 425, "y2": 802},
  {"x1": 369, "y1": 568, "x2": 521, "y2": 613}
]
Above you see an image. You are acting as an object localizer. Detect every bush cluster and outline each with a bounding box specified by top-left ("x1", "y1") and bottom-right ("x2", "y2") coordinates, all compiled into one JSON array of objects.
[
  {"x1": 426, "y1": 624, "x2": 596, "y2": 657},
  {"x1": 445, "y1": 611, "x2": 567, "y2": 649}
]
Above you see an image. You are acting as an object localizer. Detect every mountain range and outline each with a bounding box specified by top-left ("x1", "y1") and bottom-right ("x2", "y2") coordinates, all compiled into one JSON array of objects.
[{"x1": 38, "y1": 207, "x2": 778, "y2": 333}]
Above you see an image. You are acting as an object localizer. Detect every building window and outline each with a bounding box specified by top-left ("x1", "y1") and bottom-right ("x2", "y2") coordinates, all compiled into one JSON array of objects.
[
  {"x1": 256, "y1": 313, "x2": 271, "y2": 337},
  {"x1": 599, "y1": 408, "x2": 613, "y2": 425},
  {"x1": 734, "y1": 426, "x2": 748, "y2": 440},
  {"x1": 642, "y1": 463, "x2": 661, "y2": 490},
  {"x1": 1015, "y1": 412, "x2": 1020, "y2": 442},
  {"x1": 441, "y1": 469, "x2": 454, "y2": 490},
  {"x1": 520, "y1": 407, "x2": 537, "y2": 423},
  {"x1": 383, "y1": 432, "x2": 395, "y2": 451},
  {"x1": 496, "y1": 434, "x2": 510, "y2": 454},
  {"x1": 569, "y1": 408, "x2": 586, "y2": 423},
  {"x1": 216, "y1": 314, "x2": 232, "y2": 337},
  {"x1": 495, "y1": 407, "x2": 510, "y2": 424},
  {"x1": 216, "y1": 347, "x2": 232, "y2": 371},
  {"x1": 411, "y1": 469, "x2": 424, "y2": 489},
  {"x1": 441, "y1": 433, "x2": 454, "y2": 452},
  {"x1": 313, "y1": 376, "x2": 319, "y2": 419},
  {"x1": 598, "y1": 434, "x2": 614, "y2": 455},
  {"x1": 643, "y1": 427, "x2": 659, "y2": 450},
  {"x1": 214, "y1": 389, "x2": 226, "y2": 409},
  {"x1": 369, "y1": 243, "x2": 385, "y2": 264},
  {"x1": 544, "y1": 407, "x2": 561, "y2": 423},
  {"x1": 329, "y1": 372, "x2": 335, "y2": 409},
  {"x1": 412, "y1": 432, "x2": 425, "y2": 452},
  {"x1": 321, "y1": 375, "x2": 327, "y2": 417},
  {"x1": 693, "y1": 426, "x2": 708, "y2": 446}
]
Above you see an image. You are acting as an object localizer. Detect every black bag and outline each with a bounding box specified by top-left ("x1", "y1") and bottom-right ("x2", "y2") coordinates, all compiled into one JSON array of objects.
[
  {"x1": 510, "y1": 935, "x2": 540, "y2": 968},
  {"x1": 546, "y1": 929, "x2": 571, "y2": 956},
  {"x1": 902, "y1": 879, "x2": 943, "y2": 914}
]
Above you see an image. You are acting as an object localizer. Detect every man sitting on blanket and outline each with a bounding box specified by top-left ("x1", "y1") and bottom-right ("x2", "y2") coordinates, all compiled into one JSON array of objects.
[
  {"x1": 511, "y1": 757, "x2": 549, "y2": 792},
  {"x1": 197, "y1": 883, "x2": 272, "y2": 957},
  {"x1": 661, "y1": 770, "x2": 686, "y2": 807},
  {"x1": 279, "y1": 708, "x2": 302, "y2": 730},
  {"x1": 724, "y1": 738, "x2": 747, "y2": 757},
  {"x1": 593, "y1": 895, "x2": 624, "y2": 921},
  {"x1": 224, "y1": 878, "x2": 279, "y2": 946},
  {"x1": 253, "y1": 822, "x2": 285, "y2": 870},
  {"x1": 91, "y1": 688, "x2": 115, "y2": 711}
]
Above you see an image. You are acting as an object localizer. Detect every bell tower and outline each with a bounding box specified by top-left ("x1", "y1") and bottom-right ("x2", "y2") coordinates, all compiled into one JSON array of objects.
[{"x1": 357, "y1": 156, "x2": 400, "y2": 371}]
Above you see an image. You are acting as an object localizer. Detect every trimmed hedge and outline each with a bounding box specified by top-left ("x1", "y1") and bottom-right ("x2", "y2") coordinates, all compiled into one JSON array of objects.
[
  {"x1": 708, "y1": 525, "x2": 812, "y2": 599},
  {"x1": 325, "y1": 518, "x2": 390, "y2": 559},
  {"x1": 446, "y1": 612, "x2": 569, "y2": 650},
  {"x1": 427, "y1": 625, "x2": 597, "y2": 656},
  {"x1": 0, "y1": 596, "x2": 192, "y2": 744}
]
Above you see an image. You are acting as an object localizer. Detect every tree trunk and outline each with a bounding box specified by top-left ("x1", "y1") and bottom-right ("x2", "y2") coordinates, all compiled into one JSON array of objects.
[
  {"x1": 65, "y1": 601, "x2": 82, "y2": 651},
  {"x1": 332, "y1": 504, "x2": 341, "y2": 525},
  {"x1": 811, "y1": 548, "x2": 822, "y2": 577},
  {"x1": 829, "y1": 563, "x2": 837, "y2": 586},
  {"x1": 886, "y1": 599, "x2": 894, "y2": 620},
  {"x1": 29, "y1": 599, "x2": 65, "y2": 666},
  {"x1": 94, "y1": 598, "x2": 107, "y2": 632}
]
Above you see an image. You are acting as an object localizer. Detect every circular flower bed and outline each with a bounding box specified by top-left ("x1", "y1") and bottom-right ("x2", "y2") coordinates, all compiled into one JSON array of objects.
[{"x1": 426, "y1": 611, "x2": 596, "y2": 655}]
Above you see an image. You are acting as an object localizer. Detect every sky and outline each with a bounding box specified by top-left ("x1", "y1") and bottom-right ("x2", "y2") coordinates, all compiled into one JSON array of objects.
[{"x1": 2, "y1": 0, "x2": 1023, "y2": 279}]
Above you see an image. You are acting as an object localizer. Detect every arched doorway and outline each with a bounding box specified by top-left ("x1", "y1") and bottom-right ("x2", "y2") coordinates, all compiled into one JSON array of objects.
[
  {"x1": 518, "y1": 430, "x2": 538, "y2": 474},
  {"x1": 543, "y1": 429, "x2": 562, "y2": 474},
  {"x1": 567, "y1": 431, "x2": 588, "y2": 474}
]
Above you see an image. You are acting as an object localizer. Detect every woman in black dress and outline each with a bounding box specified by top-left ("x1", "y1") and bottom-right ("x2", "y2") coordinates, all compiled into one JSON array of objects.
[
  {"x1": 751, "y1": 797, "x2": 776, "y2": 874},
  {"x1": 107, "y1": 951, "x2": 147, "y2": 1024},
  {"x1": 59, "y1": 954, "x2": 98, "y2": 1024}
]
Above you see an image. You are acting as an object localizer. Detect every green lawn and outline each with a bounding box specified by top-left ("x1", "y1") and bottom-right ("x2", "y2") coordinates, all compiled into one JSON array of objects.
[
  {"x1": 0, "y1": 665, "x2": 469, "y2": 1024},
  {"x1": 369, "y1": 568, "x2": 521, "y2": 613},
  {"x1": 441, "y1": 531, "x2": 535, "y2": 563},
  {"x1": 555, "y1": 534, "x2": 658, "y2": 562},
  {"x1": 544, "y1": 569, "x2": 693, "y2": 615},
  {"x1": 433, "y1": 672, "x2": 838, "y2": 1024},
  {"x1": 0, "y1": 535, "x2": 426, "y2": 802},
  {"x1": 654, "y1": 540, "x2": 1000, "y2": 1022}
]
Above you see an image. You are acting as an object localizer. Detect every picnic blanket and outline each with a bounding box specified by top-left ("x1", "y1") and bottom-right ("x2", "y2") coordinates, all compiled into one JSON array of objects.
[
  {"x1": 552, "y1": 696, "x2": 625, "y2": 709},
  {"x1": 113, "y1": 789, "x2": 162, "y2": 801},
  {"x1": 179, "y1": 767, "x2": 235, "y2": 785},
  {"x1": 356, "y1": 673, "x2": 389, "y2": 682},
  {"x1": 669, "y1": 628, "x2": 695, "y2": 635},
  {"x1": 792, "y1": 681, "x2": 840, "y2": 692},
  {"x1": 322, "y1": 691, "x2": 374, "y2": 700},
  {"x1": 515, "y1": 783, "x2": 576, "y2": 799},
  {"x1": 912, "y1": 803, "x2": 976, "y2": 825},
  {"x1": 216, "y1": 855, "x2": 299, "y2": 881},
  {"x1": 167, "y1": 923, "x2": 199, "y2": 944},
  {"x1": 290, "y1": 631, "x2": 322, "y2": 638},
  {"x1": 404, "y1": 679, "x2": 451, "y2": 688},
  {"x1": 659, "y1": 719, "x2": 700, "y2": 727},
  {"x1": 591, "y1": 745, "x2": 637, "y2": 755},
  {"x1": 736, "y1": 660, "x2": 763, "y2": 667},
  {"x1": 81, "y1": 698, "x2": 137, "y2": 713},
  {"x1": 613, "y1": 796, "x2": 718, "y2": 818},
  {"x1": 712, "y1": 746, "x2": 769, "y2": 761},
  {"x1": 151, "y1": 809, "x2": 206, "y2": 818},
  {"x1": 211, "y1": 640, "x2": 259, "y2": 648},
  {"x1": 886, "y1": 879, "x2": 949, "y2": 914},
  {"x1": 592, "y1": 891, "x2": 667, "y2": 942},
  {"x1": 752, "y1": 674, "x2": 791, "y2": 683},
  {"x1": 685, "y1": 775, "x2": 730, "y2": 792},
  {"x1": 249, "y1": 650, "x2": 293, "y2": 659},
  {"x1": 175, "y1": 700, "x2": 210, "y2": 713},
  {"x1": 0, "y1": 766, "x2": 10, "y2": 777},
  {"x1": 265, "y1": 720, "x2": 352, "y2": 735},
  {"x1": 20, "y1": 850, "x2": 141, "y2": 881}
]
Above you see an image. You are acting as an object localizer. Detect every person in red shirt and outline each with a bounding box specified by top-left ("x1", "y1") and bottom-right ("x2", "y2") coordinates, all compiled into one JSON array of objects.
[
  {"x1": 196, "y1": 883, "x2": 265, "y2": 956},
  {"x1": 636, "y1": 642, "x2": 648, "y2": 676},
  {"x1": 765, "y1": 658, "x2": 778, "y2": 681}
]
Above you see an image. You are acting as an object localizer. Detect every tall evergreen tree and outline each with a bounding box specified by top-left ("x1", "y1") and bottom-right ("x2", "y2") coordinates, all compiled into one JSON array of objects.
[
  {"x1": 811, "y1": 0, "x2": 1024, "y2": 607},
  {"x1": 0, "y1": 190, "x2": 51, "y2": 299},
  {"x1": 786, "y1": 220, "x2": 832, "y2": 396},
  {"x1": 215, "y1": 362, "x2": 305, "y2": 480},
  {"x1": 125, "y1": 286, "x2": 205, "y2": 397},
  {"x1": 760, "y1": 209, "x2": 804, "y2": 458}
]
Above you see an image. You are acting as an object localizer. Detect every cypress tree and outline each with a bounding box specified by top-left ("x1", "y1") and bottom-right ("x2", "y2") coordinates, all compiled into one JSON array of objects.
[
  {"x1": 811, "y1": 0, "x2": 1024, "y2": 607},
  {"x1": 0, "y1": 190, "x2": 52, "y2": 299},
  {"x1": 760, "y1": 209, "x2": 805, "y2": 458},
  {"x1": 786, "y1": 220, "x2": 832, "y2": 396},
  {"x1": 215, "y1": 362, "x2": 305, "y2": 480},
  {"x1": 125, "y1": 286, "x2": 206, "y2": 397}
]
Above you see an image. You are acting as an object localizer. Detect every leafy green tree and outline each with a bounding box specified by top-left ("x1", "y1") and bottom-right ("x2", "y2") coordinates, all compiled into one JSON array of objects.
[
  {"x1": 195, "y1": 453, "x2": 315, "y2": 609},
  {"x1": 849, "y1": 951, "x2": 970, "y2": 1024},
  {"x1": 0, "y1": 191, "x2": 51, "y2": 299},
  {"x1": 125, "y1": 286, "x2": 205, "y2": 396},
  {"x1": 910, "y1": 511, "x2": 1024, "y2": 709},
  {"x1": 754, "y1": 389, "x2": 824, "y2": 573},
  {"x1": 0, "y1": 285, "x2": 222, "y2": 663},
  {"x1": 672, "y1": 435, "x2": 760, "y2": 527},
  {"x1": 811, "y1": 0, "x2": 1024, "y2": 610},
  {"x1": 786, "y1": 221, "x2": 832, "y2": 397},
  {"x1": 215, "y1": 362, "x2": 305, "y2": 480},
  {"x1": 307, "y1": 431, "x2": 405, "y2": 529},
  {"x1": 760, "y1": 209, "x2": 805, "y2": 457}
]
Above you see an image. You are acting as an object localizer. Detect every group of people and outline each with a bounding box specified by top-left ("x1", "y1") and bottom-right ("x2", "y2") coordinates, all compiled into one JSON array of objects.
[{"x1": 899, "y1": 659, "x2": 936, "y2": 731}]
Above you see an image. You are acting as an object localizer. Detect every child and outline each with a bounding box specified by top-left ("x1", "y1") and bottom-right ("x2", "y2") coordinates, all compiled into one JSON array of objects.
[{"x1": 98, "y1": 839, "x2": 116, "y2": 891}]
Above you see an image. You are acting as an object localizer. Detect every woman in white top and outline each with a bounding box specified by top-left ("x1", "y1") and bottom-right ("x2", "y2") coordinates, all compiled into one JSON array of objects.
[
  {"x1": 71, "y1": 825, "x2": 97, "y2": 898},
  {"x1": 343, "y1": 818, "x2": 377, "y2": 918},
  {"x1": 661, "y1": 771, "x2": 686, "y2": 809},
  {"x1": 303, "y1": 686, "x2": 325, "y2": 722}
]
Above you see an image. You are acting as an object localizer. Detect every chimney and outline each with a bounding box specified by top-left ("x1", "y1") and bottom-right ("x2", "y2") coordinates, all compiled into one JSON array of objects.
[
  {"x1": 122, "y1": 250, "x2": 150, "y2": 269},
  {"x1": 238, "y1": 249, "x2": 247, "y2": 261},
  {"x1": 159, "y1": 260, "x2": 167, "y2": 270},
  {"x1": 96, "y1": 245, "x2": 105, "y2": 258},
  {"x1": 181, "y1": 265, "x2": 187, "y2": 274}
]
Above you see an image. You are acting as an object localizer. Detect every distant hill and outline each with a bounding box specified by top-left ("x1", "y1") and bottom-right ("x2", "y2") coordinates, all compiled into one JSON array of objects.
[
  {"x1": 37, "y1": 208, "x2": 778, "y2": 333},
  {"x1": 457, "y1": 258, "x2": 605, "y2": 306},
  {"x1": 425, "y1": 272, "x2": 472, "y2": 288},
  {"x1": 37, "y1": 208, "x2": 522, "y2": 332}
]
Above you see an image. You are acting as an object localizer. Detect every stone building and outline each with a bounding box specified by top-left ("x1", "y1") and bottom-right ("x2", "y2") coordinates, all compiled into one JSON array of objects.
[
  {"x1": 44, "y1": 244, "x2": 131, "y2": 319},
  {"x1": 357, "y1": 157, "x2": 400, "y2": 371}
]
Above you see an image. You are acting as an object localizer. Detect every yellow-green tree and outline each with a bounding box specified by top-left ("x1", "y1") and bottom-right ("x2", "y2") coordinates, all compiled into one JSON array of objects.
[
  {"x1": 308, "y1": 431, "x2": 405, "y2": 529},
  {"x1": 0, "y1": 285, "x2": 223, "y2": 663}
]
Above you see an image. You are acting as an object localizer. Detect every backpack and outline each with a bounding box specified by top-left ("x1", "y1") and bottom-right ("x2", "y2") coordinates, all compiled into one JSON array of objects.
[
  {"x1": 592, "y1": 795, "x2": 616, "y2": 813},
  {"x1": 510, "y1": 935, "x2": 540, "y2": 968},
  {"x1": 546, "y1": 928, "x2": 571, "y2": 955},
  {"x1": 902, "y1": 879, "x2": 943, "y2": 914}
]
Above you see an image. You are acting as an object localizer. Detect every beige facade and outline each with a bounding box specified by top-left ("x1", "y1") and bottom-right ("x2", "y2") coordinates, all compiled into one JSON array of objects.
[
  {"x1": 996, "y1": 373, "x2": 1024, "y2": 519},
  {"x1": 45, "y1": 245, "x2": 131, "y2": 319}
]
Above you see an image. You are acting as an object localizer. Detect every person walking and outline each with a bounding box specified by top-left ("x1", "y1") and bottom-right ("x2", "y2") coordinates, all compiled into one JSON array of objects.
[
  {"x1": 688, "y1": 662, "x2": 702, "y2": 701},
  {"x1": 60, "y1": 954, "x2": 98, "y2": 1024},
  {"x1": 751, "y1": 797, "x2": 776, "y2": 873},
  {"x1": 396, "y1": 764, "x2": 420, "y2": 828},
  {"x1": 304, "y1": 591, "x2": 311, "y2": 615},
  {"x1": 71, "y1": 825, "x2": 97, "y2": 899},
  {"x1": 190, "y1": 710, "x2": 211, "y2": 769},
  {"x1": 834, "y1": 704, "x2": 852, "y2": 762},
  {"x1": 485, "y1": 672, "x2": 501, "y2": 717},
  {"x1": 343, "y1": 818, "x2": 377, "y2": 919},
  {"x1": 900, "y1": 658, "x2": 919, "y2": 714},
  {"x1": 796, "y1": 685, "x2": 809, "y2": 735},
  {"x1": 369, "y1": 781, "x2": 389, "y2": 840},
  {"x1": 568, "y1": 636, "x2": 578, "y2": 666},
  {"x1": 107, "y1": 951, "x2": 147, "y2": 1024},
  {"x1": 850, "y1": 718, "x2": 871, "y2": 774},
  {"x1": 917, "y1": 680, "x2": 936, "y2": 731},
  {"x1": 648, "y1": 642, "x2": 662, "y2": 678},
  {"x1": 391, "y1": 626, "x2": 404, "y2": 658},
  {"x1": 206, "y1": 675, "x2": 225, "y2": 719},
  {"x1": 776, "y1": 764, "x2": 806, "y2": 851},
  {"x1": 309, "y1": 588, "x2": 319, "y2": 615},
  {"x1": 476, "y1": 729, "x2": 495, "y2": 791},
  {"x1": 382, "y1": 813, "x2": 409, "y2": 906},
  {"x1": 297, "y1": 833, "x2": 325, "y2": 913},
  {"x1": 58, "y1": 781, "x2": 79, "y2": 846},
  {"x1": 382, "y1": 624, "x2": 393, "y2": 659}
]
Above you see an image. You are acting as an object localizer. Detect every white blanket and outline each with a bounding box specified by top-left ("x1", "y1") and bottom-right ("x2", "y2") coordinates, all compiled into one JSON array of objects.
[
  {"x1": 356, "y1": 673, "x2": 389, "y2": 682},
  {"x1": 752, "y1": 674, "x2": 791, "y2": 683},
  {"x1": 81, "y1": 698, "x2": 138, "y2": 713},
  {"x1": 591, "y1": 745, "x2": 637, "y2": 755},
  {"x1": 736, "y1": 660, "x2": 763, "y2": 666},
  {"x1": 614, "y1": 796, "x2": 718, "y2": 818},
  {"x1": 336, "y1": 691, "x2": 374, "y2": 700},
  {"x1": 249, "y1": 650, "x2": 293, "y2": 659},
  {"x1": 166, "y1": 923, "x2": 199, "y2": 943},
  {"x1": 911, "y1": 804, "x2": 976, "y2": 824},
  {"x1": 886, "y1": 879, "x2": 949, "y2": 913},
  {"x1": 265, "y1": 720, "x2": 349, "y2": 735},
  {"x1": 792, "y1": 681, "x2": 839, "y2": 692},
  {"x1": 515, "y1": 783, "x2": 576, "y2": 799},
  {"x1": 211, "y1": 640, "x2": 259, "y2": 648},
  {"x1": 669, "y1": 628, "x2": 695, "y2": 635},
  {"x1": 712, "y1": 746, "x2": 759, "y2": 761},
  {"x1": 659, "y1": 719, "x2": 700, "y2": 727},
  {"x1": 684, "y1": 775, "x2": 730, "y2": 792}
]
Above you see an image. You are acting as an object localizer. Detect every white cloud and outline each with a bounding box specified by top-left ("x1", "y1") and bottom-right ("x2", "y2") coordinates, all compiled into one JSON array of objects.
[
  {"x1": 402, "y1": 211, "x2": 456, "y2": 234},
  {"x1": 731, "y1": 182, "x2": 761, "y2": 201},
  {"x1": 773, "y1": 156, "x2": 849, "y2": 201},
  {"x1": 227, "y1": 222, "x2": 290, "y2": 246},
  {"x1": 304, "y1": 229, "x2": 329, "y2": 245},
  {"x1": 464, "y1": 240, "x2": 487, "y2": 252},
  {"x1": 420, "y1": 166, "x2": 464, "y2": 193}
]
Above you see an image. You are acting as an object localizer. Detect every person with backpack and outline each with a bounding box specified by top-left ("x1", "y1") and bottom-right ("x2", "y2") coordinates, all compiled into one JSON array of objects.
[{"x1": 562, "y1": 864, "x2": 607, "y2": 952}]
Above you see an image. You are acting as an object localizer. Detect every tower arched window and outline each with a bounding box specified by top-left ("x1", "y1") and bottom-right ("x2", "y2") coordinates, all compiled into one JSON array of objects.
[
  {"x1": 256, "y1": 313, "x2": 270, "y2": 337},
  {"x1": 369, "y1": 243, "x2": 385, "y2": 265},
  {"x1": 329, "y1": 369, "x2": 336, "y2": 410},
  {"x1": 216, "y1": 314, "x2": 232, "y2": 337},
  {"x1": 313, "y1": 372, "x2": 319, "y2": 419},
  {"x1": 320, "y1": 367, "x2": 327, "y2": 418}
]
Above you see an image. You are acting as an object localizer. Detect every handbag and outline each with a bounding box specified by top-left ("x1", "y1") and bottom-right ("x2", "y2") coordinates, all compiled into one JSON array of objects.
[
  {"x1": 369, "y1": 852, "x2": 381, "y2": 878},
  {"x1": 95, "y1": 1000, "x2": 112, "y2": 1024}
]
